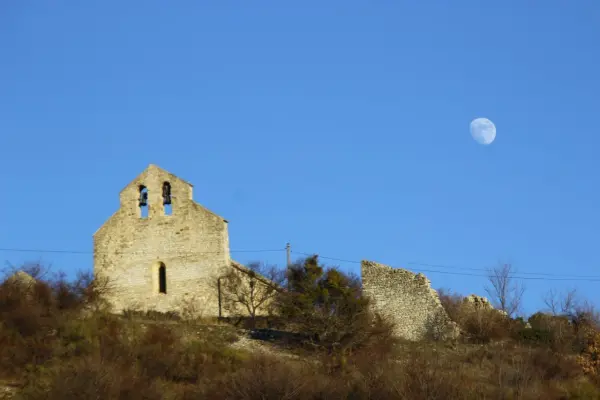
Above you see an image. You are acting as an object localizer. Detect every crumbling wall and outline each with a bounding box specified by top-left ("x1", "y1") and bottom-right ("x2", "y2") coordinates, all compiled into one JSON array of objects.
[
  {"x1": 361, "y1": 260, "x2": 457, "y2": 341},
  {"x1": 463, "y1": 294, "x2": 507, "y2": 316}
]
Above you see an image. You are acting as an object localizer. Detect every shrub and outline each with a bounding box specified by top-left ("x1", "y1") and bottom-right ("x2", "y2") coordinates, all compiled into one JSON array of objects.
[
  {"x1": 577, "y1": 331, "x2": 600, "y2": 376},
  {"x1": 438, "y1": 288, "x2": 464, "y2": 323},
  {"x1": 277, "y1": 255, "x2": 396, "y2": 360},
  {"x1": 529, "y1": 348, "x2": 582, "y2": 381},
  {"x1": 438, "y1": 289, "x2": 514, "y2": 343},
  {"x1": 218, "y1": 354, "x2": 314, "y2": 400},
  {"x1": 122, "y1": 309, "x2": 181, "y2": 321},
  {"x1": 18, "y1": 357, "x2": 163, "y2": 400},
  {"x1": 4, "y1": 262, "x2": 600, "y2": 400},
  {"x1": 0, "y1": 266, "x2": 115, "y2": 378},
  {"x1": 395, "y1": 348, "x2": 470, "y2": 400},
  {"x1": 516, "y1": 312, "x2": 576, "y2": 352}
]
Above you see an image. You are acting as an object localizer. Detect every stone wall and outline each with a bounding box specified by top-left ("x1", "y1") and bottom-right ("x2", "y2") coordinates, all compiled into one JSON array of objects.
[
  {"x1": 361, "y1": 260, "x2": 456, "y2": 341},
  {"x1": 93, "y1": 165, "x2": 231, "y2": 317},
  {"x1": 463, "y1": 294, "x2": 507, "y2": 316}
]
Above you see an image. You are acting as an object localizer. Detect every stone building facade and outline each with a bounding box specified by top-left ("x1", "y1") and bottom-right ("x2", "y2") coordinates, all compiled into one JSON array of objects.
[
  {"x1": 361, "y1": 260, "x2": 457, "y2": 340},
  {"x1": 93, "y1": 164, "x2": 235, "y2": 317},
  {"x1": 93, "y1": 164, "x2": 456, "y2": 337}
]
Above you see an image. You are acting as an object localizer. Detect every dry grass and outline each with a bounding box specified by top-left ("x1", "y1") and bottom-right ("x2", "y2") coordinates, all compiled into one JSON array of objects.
[{"x1": 2, "y1": 267, "x2": 600, "y2": 399}]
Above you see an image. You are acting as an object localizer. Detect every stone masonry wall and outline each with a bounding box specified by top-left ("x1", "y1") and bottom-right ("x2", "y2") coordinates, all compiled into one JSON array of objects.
[
  {"x1": 361, "y1": 260, "x2": 456, "y2": 341},
  {"x1": 93, "y1": 165, "x2": 231, "y2": 317}
]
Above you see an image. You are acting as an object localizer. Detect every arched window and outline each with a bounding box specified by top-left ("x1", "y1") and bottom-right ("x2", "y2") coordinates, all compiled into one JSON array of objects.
[
  {"x1": 162, "y1": 182, "x2": 172, "y2": 215},
  {"x1": 139, "y1": 185, "x2": 149, "y2": 218},
  {"x1": 158, "y1": 263, "x2": 167, "y2": 294}
]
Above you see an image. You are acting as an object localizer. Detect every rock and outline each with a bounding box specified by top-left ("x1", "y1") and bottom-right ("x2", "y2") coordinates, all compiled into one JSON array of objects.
[
  {"x1": 463, "y1": 294, "x2": 509, "y2": 317},
  {"x1": 4, "y1": 271, "x2": 36, "y2": 287},
  {"x1": 464, "y1": 294, "x2": 493, "y2": 309}
]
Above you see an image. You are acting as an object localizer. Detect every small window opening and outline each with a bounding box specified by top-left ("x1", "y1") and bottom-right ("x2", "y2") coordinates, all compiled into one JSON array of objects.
[
  {"x1": 139, "y1": 185, "x2": 149, "y2": 218},
  {"x1": 162, "y1": 182, "x2": 172, "y2": 216},
  {"x1": 158, "y1": 263, "x2": 167, "y2": 294}
]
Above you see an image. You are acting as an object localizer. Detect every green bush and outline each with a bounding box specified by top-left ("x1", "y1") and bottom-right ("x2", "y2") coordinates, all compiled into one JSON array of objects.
[{"x1": 276, "y1": 256, "x2": 396, "y2": 359}]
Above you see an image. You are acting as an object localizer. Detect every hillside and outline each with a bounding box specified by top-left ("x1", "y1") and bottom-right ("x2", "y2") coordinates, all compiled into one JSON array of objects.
[{"x1": 2, "y1": 260, "x2": 600, "y2": 400}]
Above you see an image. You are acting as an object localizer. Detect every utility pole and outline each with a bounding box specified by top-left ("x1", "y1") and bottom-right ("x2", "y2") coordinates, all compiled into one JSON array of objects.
[
  {"x1": 217, "y1": 277, "x2": 222, "y2": 319},
  {"x1": 285, "y1": 242, "x2": 291, "y2": 291}
]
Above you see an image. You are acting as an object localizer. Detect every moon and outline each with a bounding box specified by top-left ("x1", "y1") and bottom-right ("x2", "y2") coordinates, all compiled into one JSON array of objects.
[{"x1": 470, "y1": 118, "x2": 496, "y2": 145}]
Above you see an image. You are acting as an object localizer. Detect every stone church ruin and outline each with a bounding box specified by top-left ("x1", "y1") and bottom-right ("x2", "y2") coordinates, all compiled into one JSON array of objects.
[
  {"x1": 93, "y1": 164, "x2": 457, "y2": 340},
  {"x1": 94, "y1": 164, "x2": 241, "y2": 318}
]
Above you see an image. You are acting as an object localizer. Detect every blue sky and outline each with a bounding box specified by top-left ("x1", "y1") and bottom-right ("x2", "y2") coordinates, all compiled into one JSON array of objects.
[{"x1": 1, "y1": 1, "x2": 599, "y2": 316}]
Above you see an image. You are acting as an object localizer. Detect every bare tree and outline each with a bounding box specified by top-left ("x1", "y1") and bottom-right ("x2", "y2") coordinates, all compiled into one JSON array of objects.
[
  {"x1": 543, "y1": 288, "x2": 579, "y2": 317},
  {"x1": 218, "y1": 261, "x2": 285, "y2": 326},
  {"x1": 572, "y1": 298, "x2": 600, "y2": 330},
  {"x1": 542, "y1": 289, "x2": 600, "y2": 332},
  {"x1": 485, "y1": 263, "x2": 525, "y2": 317}
]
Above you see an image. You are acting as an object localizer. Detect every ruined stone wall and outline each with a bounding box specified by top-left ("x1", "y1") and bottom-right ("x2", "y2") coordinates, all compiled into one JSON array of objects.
[
  {"x1": 93, "y1": 165, "x2": 231, "y2": 317},
  {"x1": 361, "y1": 260, "x2": 456, "y2": 341}
]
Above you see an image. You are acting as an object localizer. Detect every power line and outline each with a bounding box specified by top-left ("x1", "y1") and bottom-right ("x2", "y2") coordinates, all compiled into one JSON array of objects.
[
  {"x1": 405, "y1": 261, "x2": 600, "y2": 279},
  {"x1": 3, "y1": 246, "x2": 599, "y2": 282},
  {"x1": 292, "y1": 251, "x2": 600, "y2": 278},
  {"x1": 292, "y1": 252, "x2": 361, "y2": 265},
  {"x1": 0, "y1": 247, "x2": 285, "y2": 255},
  {"x1": 290, "y1": 250, "x2": 600, "y2": 282},
  {"x1": 0, "y1": 248, "x2": 91, "y2": 255}
]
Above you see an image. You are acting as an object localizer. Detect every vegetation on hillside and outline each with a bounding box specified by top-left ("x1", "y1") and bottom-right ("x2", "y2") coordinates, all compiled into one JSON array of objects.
[{"x1": 1, "y1": 258, "x2": 600, "y2": 399}]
